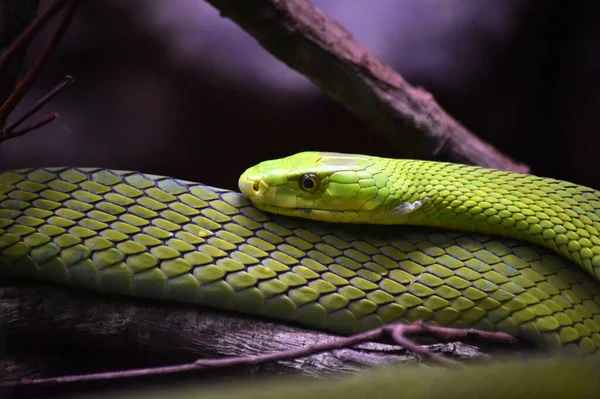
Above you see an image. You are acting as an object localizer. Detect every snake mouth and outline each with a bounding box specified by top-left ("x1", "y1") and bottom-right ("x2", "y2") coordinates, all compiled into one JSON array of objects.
[
  {"x1": 239, "y1": 177, "x2": 348, "y2": 213},
  {"x1": 239, "y1": 172, "x2": 334, "y2": 211},
  {"x1": 238, "y1": 174, "x2": 354, "y2": 221},
  {"x1": 241, "y1": 185, "x2": 431, "y2": 225},
  {"x1": 255, "y1": 203, "x2": 361, "y2": 223}
]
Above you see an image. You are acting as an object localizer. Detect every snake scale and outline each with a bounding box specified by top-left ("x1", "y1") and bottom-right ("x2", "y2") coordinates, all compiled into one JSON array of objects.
[{"x1": 2, "y1": 151, "x2": 600, "y2": 355}]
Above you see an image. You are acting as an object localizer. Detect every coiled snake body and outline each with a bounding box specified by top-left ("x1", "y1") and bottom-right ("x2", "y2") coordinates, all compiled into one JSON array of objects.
[{"x1": 2, "y1": 152, "x2": 600, "y2": 354}]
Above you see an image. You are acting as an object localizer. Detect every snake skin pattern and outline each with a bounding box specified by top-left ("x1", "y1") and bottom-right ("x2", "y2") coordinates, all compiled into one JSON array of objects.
[
  {"x1": 1, "y1": 167, "x2": 600, "y2": 354},
  {"x1": 240, "y1": 152, "x2": 600, "y2": 284}
]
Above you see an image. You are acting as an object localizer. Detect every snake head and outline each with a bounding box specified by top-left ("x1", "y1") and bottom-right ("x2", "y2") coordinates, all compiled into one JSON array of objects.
[{"x1": 238, "y1": 151, "x2": 425, "y2": 223}]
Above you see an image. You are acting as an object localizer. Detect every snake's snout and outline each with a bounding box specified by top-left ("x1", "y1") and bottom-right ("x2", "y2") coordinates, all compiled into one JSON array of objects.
[{"x1": 238, "y1": 167, "x2": 264, "y2": 203}]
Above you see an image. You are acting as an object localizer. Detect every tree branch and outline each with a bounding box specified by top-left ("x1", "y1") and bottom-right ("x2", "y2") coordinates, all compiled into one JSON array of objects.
[
  {"x1": 203, "y1": 0, "x2": 528, "y2": 173},
  {"x1": 0, "y1": 0, "x2": 41, "y2": 127},
  {"x1": 0, "y1": 0, "x2": 80, "y2": 129},
  {"x1": 2, "y1": 281, "x2": 512, "y2": 387}
]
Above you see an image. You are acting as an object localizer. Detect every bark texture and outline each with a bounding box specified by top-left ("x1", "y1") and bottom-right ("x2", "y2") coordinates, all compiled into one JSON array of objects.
[
  {"x1": 204, "y1": 0, "x2": 529, "y2": 172},
  {"x1": 2, "y1": 281, "x2": 492, "y2": 384}
]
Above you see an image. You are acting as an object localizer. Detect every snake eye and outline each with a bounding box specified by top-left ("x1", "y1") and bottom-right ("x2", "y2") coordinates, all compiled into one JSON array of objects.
[{"x1": 300, "y1": 174, "x2": 320, "y2": 193}]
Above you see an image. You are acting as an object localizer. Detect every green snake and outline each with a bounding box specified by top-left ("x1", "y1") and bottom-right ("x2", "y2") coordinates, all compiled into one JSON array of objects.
[{"x1": 2, "y1": 151, "x2": 600, "y2": 355}]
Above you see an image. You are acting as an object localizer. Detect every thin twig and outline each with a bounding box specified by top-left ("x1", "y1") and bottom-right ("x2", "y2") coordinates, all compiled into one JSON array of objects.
[
  {"x1": 1, "y1": 112, "x2": 58, "y2": 141},
  {"x1": 0, "y1": 0, "x2": 80, "y2": 124},
  {"x1": 2, "y1": 75, "x2": 73, "y2": 136},
  {"x1": 414, "y1": 321, "x2": 524, "y2": 345},
  {"x1": 0, "y1": 0, "x2": 69, "y2": 69},
  {"x1": 389, "y1": 324, "x2": 458, "y2": 365},
  {"x1": 2, "y1": 322, "x2": 519, "y2": 387}
]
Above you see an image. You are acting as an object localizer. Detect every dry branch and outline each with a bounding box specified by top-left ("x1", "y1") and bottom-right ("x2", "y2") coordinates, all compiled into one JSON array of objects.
[
  {"x1": 1, "y1": 281, "x2": 510, "y2": 385},
  {"x1": 0, "y1": 0, "x2": 41, "y2": 125},
  {"x1": 0, "y1": 0, "x2": 79, "y2": 139},
  {"x1": 204, "y1": 0, "x2": 529, "y2": 173}
]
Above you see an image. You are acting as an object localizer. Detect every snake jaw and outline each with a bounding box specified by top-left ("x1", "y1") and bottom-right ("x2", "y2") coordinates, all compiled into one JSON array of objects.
[{"x1": 240, "y1": 196, "x2": 431, "y2": 225}]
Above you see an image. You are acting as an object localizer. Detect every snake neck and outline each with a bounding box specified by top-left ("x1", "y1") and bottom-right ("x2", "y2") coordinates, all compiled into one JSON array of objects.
[
  {"x1": 240, "y1": 152, "x2": 600, "y2": 281},
  {"x1": 365, "y1": 160, "x2": 600, "y2": 281}
]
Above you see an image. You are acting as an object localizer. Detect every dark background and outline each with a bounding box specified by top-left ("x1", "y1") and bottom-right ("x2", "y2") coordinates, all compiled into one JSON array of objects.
[
  {"x1": 2, "y1": 0, "x2": 599, "y2": 191},
  {"x1": 1, "y1": 2, "x2": 600, "y2": 396}
]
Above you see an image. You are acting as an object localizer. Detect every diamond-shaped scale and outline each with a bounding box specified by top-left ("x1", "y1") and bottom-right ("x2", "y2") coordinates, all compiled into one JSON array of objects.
[{"x1": 1, "y1": 167, "x2": 600, "y2": 355}]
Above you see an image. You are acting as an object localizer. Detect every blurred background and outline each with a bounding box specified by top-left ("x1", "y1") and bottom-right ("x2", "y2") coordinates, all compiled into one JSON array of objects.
[
  {"x1": 1, "y1": 2, "x2": 599, "y2": 396},
  {"x1": 1, "y1": 0, "x2": 599, "y2": 190}
]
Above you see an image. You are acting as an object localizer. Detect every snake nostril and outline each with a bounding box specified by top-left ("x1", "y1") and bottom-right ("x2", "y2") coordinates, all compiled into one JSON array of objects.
[{"x1": 253, "y1": 181, "x2": 260, "y2": 192}]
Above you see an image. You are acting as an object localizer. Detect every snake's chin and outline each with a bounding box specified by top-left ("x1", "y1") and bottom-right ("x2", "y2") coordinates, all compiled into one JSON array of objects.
[
  {"x1": 251, "y1": 203, "x2": 361, "y2": 223},
  {"x1": 247, "y1": 198, "x2": 430, "y2": 225}
]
